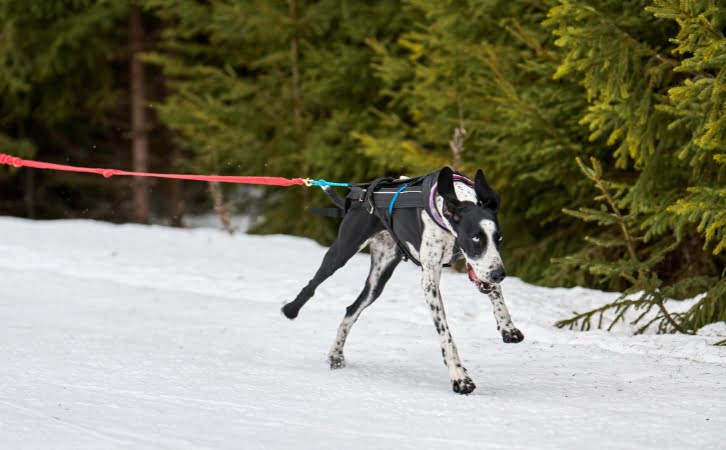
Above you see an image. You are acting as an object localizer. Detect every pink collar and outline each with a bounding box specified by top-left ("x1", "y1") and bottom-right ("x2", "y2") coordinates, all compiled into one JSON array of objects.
[{"x1": 428, "y1": 174, "x2": 474, "y2": 230}]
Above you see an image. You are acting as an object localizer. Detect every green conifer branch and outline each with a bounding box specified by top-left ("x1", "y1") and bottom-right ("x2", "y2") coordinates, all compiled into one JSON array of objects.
[{"x1": 558, "y1": 157, "x2": 694, "y2": 334}]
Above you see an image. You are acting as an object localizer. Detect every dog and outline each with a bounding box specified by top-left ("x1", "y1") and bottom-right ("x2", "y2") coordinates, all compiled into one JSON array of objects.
[{"x1": 281, "y1": 167, "x2": 524, "y2": 394}]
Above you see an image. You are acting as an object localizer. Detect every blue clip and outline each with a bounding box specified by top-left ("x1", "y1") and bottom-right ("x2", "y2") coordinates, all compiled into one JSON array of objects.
[{"x1": 310, "y1": 179, "x2": 350, "y2": 188}]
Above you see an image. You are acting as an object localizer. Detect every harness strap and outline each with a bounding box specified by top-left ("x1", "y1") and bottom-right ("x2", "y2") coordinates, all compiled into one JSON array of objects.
[
  {"x1": 388, "y1": 184, "x2": 409, "y2": 214},
  {"x1": 310, "y1": 207, "x2": 346, "y2": 218},
  {"x1": 363, "y1": 177, "x2": 395, "y2": 213},
  {"x1": 381, "y1": 218, "x2": 421, "y2": 266}
]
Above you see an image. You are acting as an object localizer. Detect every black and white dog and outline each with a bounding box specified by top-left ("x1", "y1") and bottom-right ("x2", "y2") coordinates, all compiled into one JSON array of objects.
[{"x1": 282, "y1": 167, "x2": 523, "y2": 394}]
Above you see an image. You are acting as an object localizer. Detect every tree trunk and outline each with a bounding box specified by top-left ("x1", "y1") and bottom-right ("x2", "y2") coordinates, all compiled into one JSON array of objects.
[
  {"x1": 169, "y1": 183, "x2": 185, "y2": 227},
  {"x1": 19, "y1": 125, "x2": 36, "y2": 219},
  {"x1": 130, "y1": 3, "x2": 149, "y2": 224},
  {"x1": 168, "y1": 145, "x2": 185, "y2": 227},
  {"x1": 24, "y1": 166, "x2": 36, "y2": 219},
  {"x1": 208, "y1": 181, "x2": 235, "y2": 235},
  {"x1": 449, "y1": 126, "x2": 465, "y2": 170}
]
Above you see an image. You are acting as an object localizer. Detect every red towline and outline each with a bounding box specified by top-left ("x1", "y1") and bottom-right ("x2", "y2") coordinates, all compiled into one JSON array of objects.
[{"x1": 0, "y1": 153, "x2": 307, "y2": 186}]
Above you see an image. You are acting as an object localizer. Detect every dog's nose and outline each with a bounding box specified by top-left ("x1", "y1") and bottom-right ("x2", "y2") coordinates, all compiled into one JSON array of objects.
[{"x1": 491, "y1": 267, "x2": 506, "y2": 283}]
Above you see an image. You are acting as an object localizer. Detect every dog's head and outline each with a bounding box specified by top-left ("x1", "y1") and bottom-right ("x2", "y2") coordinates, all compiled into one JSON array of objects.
[{"x1": 438, "y1": 167, "x2": 505, "y2": 291}]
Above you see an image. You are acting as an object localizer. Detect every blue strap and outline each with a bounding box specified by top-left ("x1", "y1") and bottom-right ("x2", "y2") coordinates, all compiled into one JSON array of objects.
[
  {"x1": 388, "y1": 184, "x2": 409, "y2": 214},
  {"x1": 309, "y1": 179, "x2": 350, "y2": 187}
]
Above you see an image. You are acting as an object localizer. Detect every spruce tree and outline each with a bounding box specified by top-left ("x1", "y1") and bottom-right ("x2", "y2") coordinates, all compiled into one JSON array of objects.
[
  {"x1": 0, "y1": 1, "x2": 127, "y2": 131},
  {"x1": 354, "y1": 0, "x2": 603, "y2": 285},
  {"x1": 145, "y1": 0, "x2": 405, "y2": 242},
  {"x1": 0, "y1": 0, "x2": 128, "y2": 217},
  {"x1": 556, "y1": 158, "x2": 723, "y2": 336},
  {"x1": 549, "y1": 0, "x2": 724, "y2": 335},
  {"x1": 0, "y1": 1, "x2": 169, "y2": 222}
]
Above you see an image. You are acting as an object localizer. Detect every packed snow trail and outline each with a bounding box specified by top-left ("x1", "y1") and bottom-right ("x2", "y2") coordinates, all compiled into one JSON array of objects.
[{"x1": 0, "y1": 218, "x2": 723, "y2": 450}]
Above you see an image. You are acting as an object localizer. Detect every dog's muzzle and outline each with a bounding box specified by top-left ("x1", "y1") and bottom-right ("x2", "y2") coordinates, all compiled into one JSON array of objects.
[{"x1": 467, "y1": 264, "x2": 494, "y2": 293}]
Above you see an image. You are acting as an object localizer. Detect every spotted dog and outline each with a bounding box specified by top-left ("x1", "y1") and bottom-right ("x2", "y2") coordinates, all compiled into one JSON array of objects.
[{"x1": 281, "y1": 167, "x2": 523, "y2": 394}]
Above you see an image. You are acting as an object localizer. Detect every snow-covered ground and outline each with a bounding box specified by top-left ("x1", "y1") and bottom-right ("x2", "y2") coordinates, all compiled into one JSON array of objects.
[{"x1": 0, "y1": 217, "x2": 723, "y2": 450}]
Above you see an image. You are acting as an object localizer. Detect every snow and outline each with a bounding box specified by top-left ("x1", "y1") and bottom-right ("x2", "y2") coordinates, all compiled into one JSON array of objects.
[{"x1": 0, "y1": 217, "x2": 724, "y2": 450}]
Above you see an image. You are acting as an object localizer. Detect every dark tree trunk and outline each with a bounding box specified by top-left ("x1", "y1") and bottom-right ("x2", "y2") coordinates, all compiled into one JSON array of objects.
[
  {"x1": 19, "y1": 125, "x2": 36, "y2": 219},
  {"x1": 130, "y1": 3, "x2": 149, "y2": 224},
  {"x1": 169, "y1": 145, "x2": 185, "y2": 227},
  {"x1": 24, "y1": 167, "x2": 36, "y2": 219}
]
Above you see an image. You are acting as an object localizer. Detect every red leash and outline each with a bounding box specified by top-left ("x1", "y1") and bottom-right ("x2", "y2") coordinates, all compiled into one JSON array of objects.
[{"x1": 0, "y1": 153, "x2": 307, "y2": 186}]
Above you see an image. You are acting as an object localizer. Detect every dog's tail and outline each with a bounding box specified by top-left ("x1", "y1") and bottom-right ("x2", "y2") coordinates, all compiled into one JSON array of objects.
[
  {"x1": 321, "y1": 186, "x2": 345, "y2": 209},
  {"x1": 309, "y1": 186, "x2": 347, "y2": 219}
]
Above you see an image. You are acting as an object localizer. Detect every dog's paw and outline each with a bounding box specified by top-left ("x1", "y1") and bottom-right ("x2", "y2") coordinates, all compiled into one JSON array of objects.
[
  {"x1": 281, "y1": 303, "x2": 298, "y2": 320},
  {"x1": 328, "y1": 354, "x2": 346, "y2": 370},
  {"x1": 452, "y1": 377, "x2": 476, "y2": 395},
  {"x1": 501, "y1": 328, "x2": 524, "y2": 343}
]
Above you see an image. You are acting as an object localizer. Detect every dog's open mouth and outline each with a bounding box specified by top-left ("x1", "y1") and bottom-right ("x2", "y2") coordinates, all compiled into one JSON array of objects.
[{"x1": 467, "y1": 264, "x2": 492, "y2": 293}]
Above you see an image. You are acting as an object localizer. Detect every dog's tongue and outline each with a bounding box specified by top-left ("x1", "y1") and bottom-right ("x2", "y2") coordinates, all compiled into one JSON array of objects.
[
  {"x1": 466, "y1": 264, "x2": 478, "y2": 283},
  {"x1": 467, "y1": 264, "x2": 491, "y2": 293}
]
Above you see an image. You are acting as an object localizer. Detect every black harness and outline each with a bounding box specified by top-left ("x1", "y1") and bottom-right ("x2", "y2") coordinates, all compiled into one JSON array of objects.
[{"x1": 312, "y1": 170, "x2": 457, "y2": 267}]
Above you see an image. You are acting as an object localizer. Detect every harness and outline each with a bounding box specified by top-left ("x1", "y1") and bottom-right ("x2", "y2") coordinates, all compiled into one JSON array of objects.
[{"x1": 313, "y1": 169, "x2": 474, "y2": 266}]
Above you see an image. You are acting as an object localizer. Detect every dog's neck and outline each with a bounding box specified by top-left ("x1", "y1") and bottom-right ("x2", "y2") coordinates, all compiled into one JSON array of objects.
[{"x1": 433, "y1": 180, "x2": 478, "y2": 236}]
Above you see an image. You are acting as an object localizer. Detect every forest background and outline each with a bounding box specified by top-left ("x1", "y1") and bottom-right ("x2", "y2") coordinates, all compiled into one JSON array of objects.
[{"x1": 0, "y1": 0, "x2": 723, "y2": 336}]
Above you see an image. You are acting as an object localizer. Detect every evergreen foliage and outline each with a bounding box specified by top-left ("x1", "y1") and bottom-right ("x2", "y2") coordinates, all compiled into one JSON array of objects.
[
  {"x1": 0, "y1": 0, "x2": 138, "y2": 219},
  {"x1": 555, "y1": 158, "x2": 724, "y2": 335},
  {"x1": 145, "y1": 0, "x2": 404, "y2": 242},
  {"x1": 0, "y1": 0, "x2": 127, "y2": 152},
  {"x1": 647, "y1": 0, "x2": 726, "y2": 257},
  {"x1": 353, "y1": 0, "x2": 604, "y2": 286},
  {"x1": 550, "y1": 0, "x2": 724, "y2": 335}
]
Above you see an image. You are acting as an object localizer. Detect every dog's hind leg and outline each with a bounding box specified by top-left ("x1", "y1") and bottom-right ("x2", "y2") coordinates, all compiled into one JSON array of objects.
[
  {"x1": 282, "y1": 208, "x2": 383, "y2": 320},
  {"x1": 484, "y1": 284, "x2": 524, "y2": 343},
  {"x1": 328, "y1": 231, "x2": 401, "y2": 369}
]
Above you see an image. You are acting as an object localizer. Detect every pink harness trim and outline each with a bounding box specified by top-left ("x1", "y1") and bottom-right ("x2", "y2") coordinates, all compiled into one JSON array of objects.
[{"x1": 428, "y1": 174, "x2": 474, "y2": 230}]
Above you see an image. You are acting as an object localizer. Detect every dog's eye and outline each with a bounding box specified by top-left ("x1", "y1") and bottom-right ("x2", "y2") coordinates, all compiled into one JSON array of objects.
[{"x1": 472, "y1": 236, "x2": 481, "y2": 243}]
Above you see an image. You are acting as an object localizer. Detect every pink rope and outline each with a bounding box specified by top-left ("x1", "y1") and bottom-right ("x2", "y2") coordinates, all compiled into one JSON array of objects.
[{"x1": 0, "y1": 154, "x2": 307, "y2": 186}]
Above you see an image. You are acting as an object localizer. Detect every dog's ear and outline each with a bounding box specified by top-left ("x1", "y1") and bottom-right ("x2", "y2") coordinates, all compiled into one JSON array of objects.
[
  {"x1": 475, "y1": 169, "x2": 500, "y2": 214},
  {"x1": 438, "y1": 166, "x2": 462, "y2": 223}
]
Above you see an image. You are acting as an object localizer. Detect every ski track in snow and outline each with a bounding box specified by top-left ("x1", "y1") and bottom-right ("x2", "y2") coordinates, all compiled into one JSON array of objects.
[{"x1": 0, "y1": 217, "x2": 723, "y2": 450}]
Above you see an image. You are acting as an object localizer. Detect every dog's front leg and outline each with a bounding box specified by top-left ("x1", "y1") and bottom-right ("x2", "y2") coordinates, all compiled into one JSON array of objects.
[
  {"x1": 484, "y1": 284, "x2": 524, "y2": 343},
  {"x1": 422, "y1": 265, "x2": 476, "y2": 395}
]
